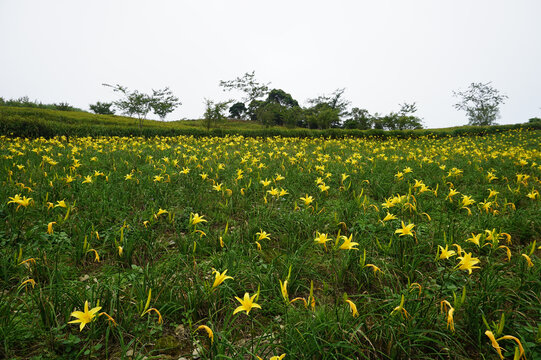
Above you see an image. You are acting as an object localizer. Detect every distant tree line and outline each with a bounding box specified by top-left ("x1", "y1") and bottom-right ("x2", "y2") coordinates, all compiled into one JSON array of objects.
[
  {"x1": 212, "y1": 72, "x2": 423, "y2": 130},
  {"x1": 0, "y1": 96, "x2": 83, "y2": 112},
  {"x1": 3, "y1": 75, "x2": 527, "y2": 129}
]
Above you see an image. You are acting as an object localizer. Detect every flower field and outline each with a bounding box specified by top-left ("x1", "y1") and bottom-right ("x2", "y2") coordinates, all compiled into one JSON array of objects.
[{"x1": 1, "y1": 130, "x2": 540, "y2": 359}]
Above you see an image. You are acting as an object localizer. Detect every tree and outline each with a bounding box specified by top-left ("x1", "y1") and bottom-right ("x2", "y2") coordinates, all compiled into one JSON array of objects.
[
  {"x1": 343, "y1": 108, "x2": 373, "y2": 129},
  {"x1": 229, "y1": 102, "x2": 247, "y2": 119},
  {"x1": 304, "y1": 103, "x2": 340, "y2": 129},
  {"x1": 377, "y1": 102, "x2": 423, "y2": 131},
  {"x1": 203, "y1": 99, "x2": 232, "y2": 131},
  {"x1": 104, "y1": 84, "x2": 159, "y2": 128},
  {"x1": 453, "y1": 82, "x2": 508, "y2": 126},
  {"x1": 307, "y1": 88, "x2": 351, "y2": 119},
  {"x1": 219, "y1": 71, "x2": 270, "y2": 104},
  {"x1": 266, "y1": 89, "x2": 299, "y2": 108},
  {"x1": 89, "y1": 101, "x2": 115, "y2": 115},
  {"x1": 150, "y1": 87, "x2": 181, "y2": 121}
]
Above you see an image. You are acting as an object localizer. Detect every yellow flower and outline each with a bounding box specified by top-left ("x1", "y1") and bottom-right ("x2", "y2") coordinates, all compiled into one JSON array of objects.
[
  {"x1": 526, "y1": 189, "x2": 539, "y2": 199},
  {"x1": 461, "y1": 195, "x2": 475, "y2": 207},
  {"x1": 260, "y1": 178, "x2": 271, "y2": 187},
  {"x1": 267, "y1": 187, "x2": 279, "y2": 197},
  {"x1": 438, "y1": 245, "x2": 457, "y2": 260},
  {"x1": 212, "y1": 269, "x2": 233, "y2": 289},
  {"x1": 8, "y1": 194, "x2": 33, "y2": 210},
  {"x1": 68, "y1": 301, "x2": 102, "y2": 331},
  {"x1": 155, "y1": 208, "x2": 168, "y2": 218},
  {"x1": 314, "y1": 232, "x2": 330, "y2": 245},
  {"x1": 365, "y1": 264, "x2": 383, "y2": 274},
  {"x1": 487, "y1": 188, "x2": 499, "y2": 199},
  {"x1": 200, "y1": 173, "x2": 208, "y2": 180},
  {"x1": 190, "y1": 213, "x2": 207, "y2": 226},
  {"x1": 196, "y1": 325, "x2": 214, "y2": 344},
  {"x1": 318, "y1": 183, "x2": 330, "y2": 192},
  {"x1": 125, "y1": 173, "x2": 134, "y2": 180},
  {"x1": 274, "y1": 174, "x2": 285, "y2": 182},
  {"x1": 300, "y1": 195, "x2": 314, "y2": 206},
  {"x1": 521, "y1": 254, "x2": 534, "y2": 268},
  {"x1": 395, "y1": 221, "x2": 415, "y2": 237},
  {"x1": 153, "y1": 174, "x2": 164, "y2": 182},
  {"x1": 440, "y1": 300, "x2": 455, "y2": 332},
  {"x1": 82, "y1": 175, "x2": 93, "y2": 184},
  {"x1": 233, "y1": 292, "x2": 261, "y2": 315},
  {"x1": 339, "y1": 234, "x2": 359, "y2": 250},
  {"x1": 456, "y1": 252, "x2": 480, "y2": 274},
  {"x1": 18, "y1": 278, "x2": 36, "y2": 291},
  {"x1": 47, "y1": 222, "x2": 56, "y2": 235},
  {"x1": 390, "y1": 294, "x2": 409, "y2": 318},
  {"x1": 86, "y1": 249, "x2": 100, "y2": 262},
  {"x1": 279, "y1": 188, "x2": 288, "y2": 197},
  {"x1": 7, "y1": 194, "x2": 23, "y2": 205},
  {"x1": 256, "y1": 230, "x2": 271, "y2": 241},
  {"x1": 257, "y1": 355, "x2": 286, "y2": 360},
  {"x1": 382, "y1": 212, "x2": 397, "y2": 222},
  {"x1": 345, "y1": 299, "x2": 359, "y2": 317},
  {"x1": 279, "y1": 279, "x2": 289, "y2": 303},
  {"x1": 54, "y1": 200, "x2": 67, "y2": 208},
  {"x1": 213, "y1": 183, "x2": 223, "y2": 192},
  {"x1": 466, "y1": 233, "x2": 482, "y2": 246}
]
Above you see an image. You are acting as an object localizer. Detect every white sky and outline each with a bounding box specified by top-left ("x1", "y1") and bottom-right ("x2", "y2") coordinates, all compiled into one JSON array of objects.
[{"x1": 1, "y1": 0, "x2": 540, "y2": 128}]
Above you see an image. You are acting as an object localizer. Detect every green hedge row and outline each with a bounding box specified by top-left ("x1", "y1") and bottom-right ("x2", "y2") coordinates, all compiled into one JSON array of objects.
[{"x1": 1, "y1": 106, "x2": 540, "y2": 139}]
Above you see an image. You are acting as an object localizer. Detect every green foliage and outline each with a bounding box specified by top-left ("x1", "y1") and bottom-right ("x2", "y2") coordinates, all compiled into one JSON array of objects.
[
  {"x1": 0, "y1": 131, "x2": 539, "y2": 359},
  {"x1": 219, "y1": 71, "x2": 270, "y2": 104},
  {"x1": 0, "y1": 96, "x2": 82, "y2": 112},
  {"x1": 453, "y1": 82, "x2": 508, "y2": 126},
  {"x1": 343, "y1": 108, "x2": 373, "y2": 130},
  {"x1": 150, "y1": 87, "x2": 182, "y2": 121},
  {"x1": 229, "y1": 102, "x2": 247, "y2": 119},
  {"x1": 203, "y1": 99, "x2": 232, "y2": 131},
  {"x1": 1, "y1": 106, "x2": 541, "y2": 139},
  {"x1": 89, "y1": 101, "x2": 115, "y2": 115},
  {"x1": 304, "y1": 104, "x2": 341, "y2": 129}
]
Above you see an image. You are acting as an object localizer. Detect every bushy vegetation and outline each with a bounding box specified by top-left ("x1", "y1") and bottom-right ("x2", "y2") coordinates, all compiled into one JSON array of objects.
[
  {"x1": 2, "y1": 106, "x2": 541, "y2": 140},
  {"x1": 1, "y1": 130, "x2": 540, "y2": 359},
  {"x1": 0, "y1": 96, "x2": 83, "y2": 112}
]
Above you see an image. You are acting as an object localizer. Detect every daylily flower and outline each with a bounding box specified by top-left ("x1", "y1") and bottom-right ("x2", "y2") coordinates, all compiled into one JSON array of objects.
[
  {"x1": 390, "y1": 294, "x2": 409, "y2": 318},
  {"x1": 345, "y1": 299, "x2": 359, "y2": 317},
  {"x1": 256, "y1": 230, "x2": 271, "y2": 241},
  {"x1": 190, "y1": 213, "x2": 207, "y2": 226},
  {"x1": 395, "y1": 221, "x2": 415, "y2": 237},
  {"x1": 279, "y1": 279, "x2": 289, "y2": 303},
  {"x1": 456, "y1": 252, "x2": 480, "y2": 274},
  {"x1": 339, "y1": 234, "x2": 358, "y2": 250},
  {"x1": 521, "y1": 254, "x2": 534, "y2": 268},
  {"x1": 69, "y1": 301, "x2": 102, "y2": 331},
  {"x1": 212, "y1": 269, "x2": 233, "y2": 289},
  {"x1": 300, "y1": 195, "x2": 314, "y2": 206},
  {"x1": 233, "y1": 292, "x2": 261, "y2": 315},
  {"x1": 440, "y1": 300, "x2": 455, "y2": 332},
  {"x1": 47, "y1": 222, "x2": 56, "y2": 235},
  {"x1": 438, "y1": 245, "x2": 457, "y2": 260},
  {"x1": 196, "y1": 325, "x2": 214, "y2": 344},
  {"x1": 466, "y1": 233, "x2": 482, "y2": 246}
]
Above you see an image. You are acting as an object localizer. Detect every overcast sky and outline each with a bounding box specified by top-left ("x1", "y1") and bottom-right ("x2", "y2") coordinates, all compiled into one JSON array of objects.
[{"x1": 1, "y1": 0, "x2": 540, "y2": 128}]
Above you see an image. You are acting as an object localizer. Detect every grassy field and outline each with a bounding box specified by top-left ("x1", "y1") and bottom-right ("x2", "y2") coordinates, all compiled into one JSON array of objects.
[{"x1": 1, "y1": 130, "x2": 540, "y2": 359}]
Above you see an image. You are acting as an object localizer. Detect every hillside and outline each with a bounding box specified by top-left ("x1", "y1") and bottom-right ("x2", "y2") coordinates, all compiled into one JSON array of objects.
[{"x1": 0, "y1": 106, "x2": 539, "y2": 138}]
